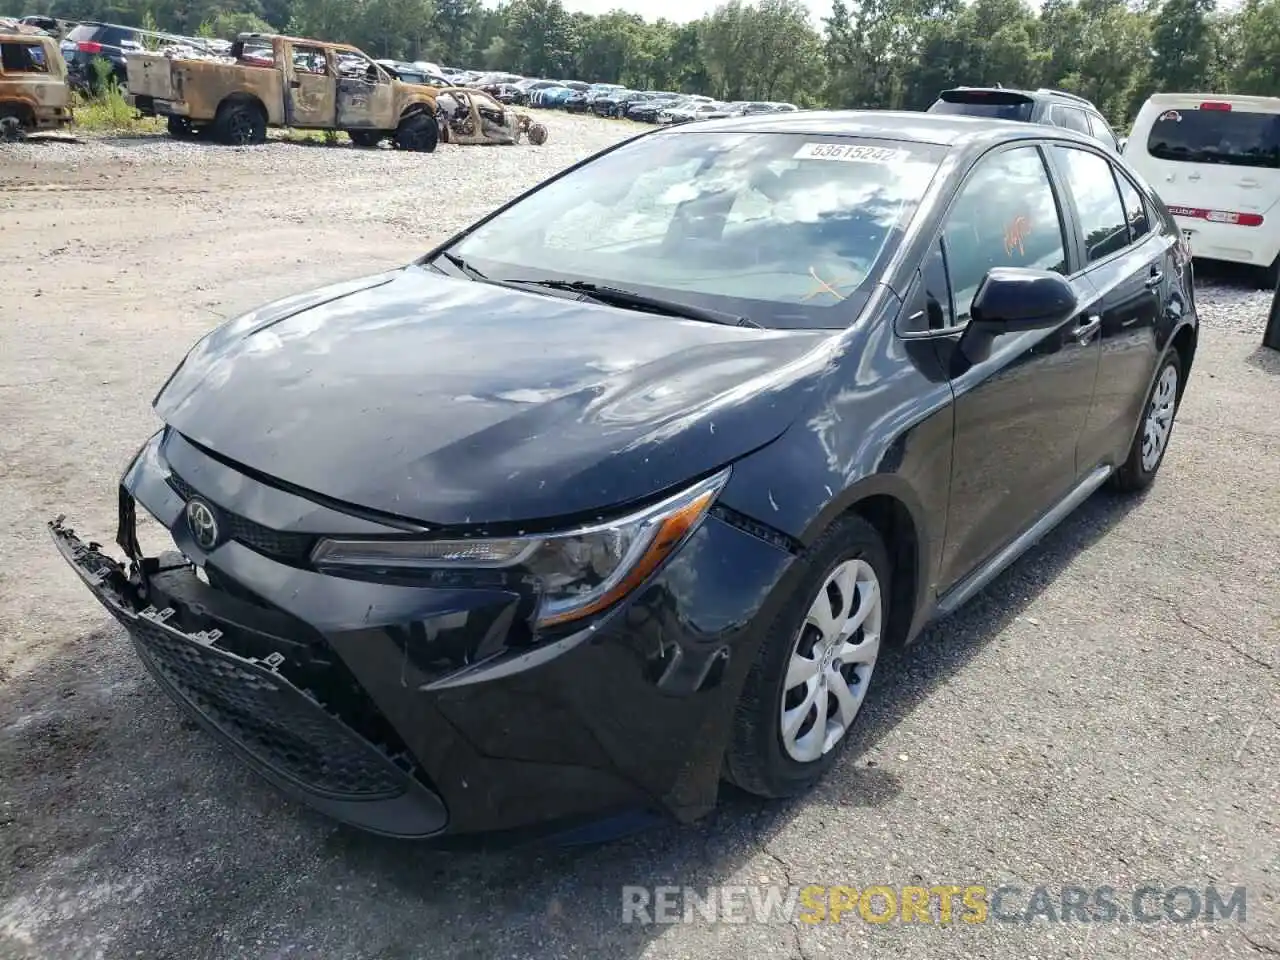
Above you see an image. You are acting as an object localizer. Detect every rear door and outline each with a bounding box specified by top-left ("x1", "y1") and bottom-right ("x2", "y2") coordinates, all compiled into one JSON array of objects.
[
  {"x1": 1130, "y1": 96, "x2": 1280, "y2": 270},
  {"x1": 1047, "y1": 144, "x2": 1169, "y2": 470},
  {"x1": 930, "y1": 143, "x2": 1103, "y2": 594}
]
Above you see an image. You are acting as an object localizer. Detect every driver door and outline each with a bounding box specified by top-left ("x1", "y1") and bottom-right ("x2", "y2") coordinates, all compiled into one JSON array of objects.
[
  {"x1": 337, "y1": 56, "x2": 394, "y2": 129},
  {"x1": 283, "y1": 43, "x2": 336, "y2": 128},
  {"x1": 931, "y1": 143, "x2": 1102, "y2": 595}
]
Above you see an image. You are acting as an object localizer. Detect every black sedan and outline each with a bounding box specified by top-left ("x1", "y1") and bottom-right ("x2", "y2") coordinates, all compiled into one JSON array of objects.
[{"x1": 52, "y1": 112, "x2": 1197, "y2": 841}]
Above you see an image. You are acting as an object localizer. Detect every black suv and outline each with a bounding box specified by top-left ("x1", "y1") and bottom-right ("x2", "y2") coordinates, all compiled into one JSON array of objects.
[
  {"x1": 60, "y1": 22, "x2": 138, "y2": 92},
  {"x1": 928, "y1": 86, "x2": 1120, "y2": 152}
]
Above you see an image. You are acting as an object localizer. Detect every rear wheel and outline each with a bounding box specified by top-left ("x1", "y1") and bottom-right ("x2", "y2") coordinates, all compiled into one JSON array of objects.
[
  {"x1": 214, "y1": 102, "x2": 266, "y2": 146},
  {"x1": 527, "y1": 122, "x2": 548, "y2": 146},
  {"x1": 724, "y1": 514, "x2": 889, "y2": 799},
  {"x1": 394, "y1": 113, "x2": 438, "y2": 153},
  {"x1": 348, "y1": 129, "x2": 385, "y2": 148},
  {"x1": 1110, "y1": 349, "x2": 1183, "y2": 492},
  {"x1": 0, "y1": 106, "x2": 29, "y2": 142},
  {"x1": 166, "y1": 116, "x2": 199, "y2": 139}
]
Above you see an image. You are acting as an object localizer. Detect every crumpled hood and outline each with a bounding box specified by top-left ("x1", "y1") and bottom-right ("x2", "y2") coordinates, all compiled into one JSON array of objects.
[{"x1": 155, "y1": 265, "x2": 835, "y2": 527}]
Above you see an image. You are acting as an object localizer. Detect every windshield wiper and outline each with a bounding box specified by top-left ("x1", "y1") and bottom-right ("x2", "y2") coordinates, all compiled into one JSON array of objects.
[
  {"x1": 497, "y1": 278, "x2": 761, "y2": 328},
  {"x1": 436, "y1": 251, "x2": 488, "y2": 281}
]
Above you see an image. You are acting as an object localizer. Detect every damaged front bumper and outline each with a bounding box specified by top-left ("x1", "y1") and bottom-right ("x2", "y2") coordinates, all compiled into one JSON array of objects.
[{"x1": 48, "y1": 428, "x2": 796, "y2": 840}]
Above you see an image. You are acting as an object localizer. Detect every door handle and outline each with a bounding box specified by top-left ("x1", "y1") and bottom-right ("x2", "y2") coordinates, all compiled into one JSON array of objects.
[
  {"x1": 289, "y1": 79, "x2": 301, "y2": 89},
  {"x1": 1144, "y1": 269, "x2": 1164, "y2": 289},
  {"x1": 1187, "y1": 172, "x2": 1201, "y2": 181},
  {"x1": 1073, "y1": 315, "x2": 1102, "y2": 343},
  {"x1": 1239, "y1": 177, "x2": 1260, "y2": 188}
]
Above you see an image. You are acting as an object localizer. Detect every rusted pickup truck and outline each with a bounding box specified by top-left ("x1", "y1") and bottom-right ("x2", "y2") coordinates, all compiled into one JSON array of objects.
[
  {"x1": 126, "y1": 32, "x2": 439, "y2": 150},
  {"x1": 0, "y1": 26, "x2": 73, "y2": 139}
]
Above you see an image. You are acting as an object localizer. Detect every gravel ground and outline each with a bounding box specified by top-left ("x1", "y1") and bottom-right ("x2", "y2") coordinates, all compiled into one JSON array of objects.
[{"x1": 1, "y1": 114, "x2": 1278, "y2": 960}]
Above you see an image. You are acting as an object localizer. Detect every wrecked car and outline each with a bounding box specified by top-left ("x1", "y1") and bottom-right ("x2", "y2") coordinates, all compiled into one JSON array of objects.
[
  {"x1": 433, "y1": 86, "x2": 547, "y2": 145},
  {"x1": 0, "y1": 26, "x2": 73, "y2": 139},
  {"x1": 125, "y1": 32, "x2": 439, "y2": 149},
  {"x1": 49, "y1": 111, "x2": 1197, "y2": 843}
]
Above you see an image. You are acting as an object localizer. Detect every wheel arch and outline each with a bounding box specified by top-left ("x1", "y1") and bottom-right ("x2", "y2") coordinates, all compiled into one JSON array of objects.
[
  {"x1": 398, "y1": 96, "x2": 435, "y2": 121},
  {"x1": 1170, "y1": 321, "x2": 1197, "y2": 401},
  {"x1": 216, "y1": 91, "x2": 267, "y2": 121},
  {"x1": 796, "y1": 475, "x2": 933, "y2": 649}
]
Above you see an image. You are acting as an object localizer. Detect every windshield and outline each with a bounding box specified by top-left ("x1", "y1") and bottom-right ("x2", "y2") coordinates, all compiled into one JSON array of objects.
[
  {"x1": 442, "y1": 131, "x2": 945, "y2": 329},
  {"x1": 928, "y1": 96, "x2": 1034, "y2": 122},
  {"x1": 1146, "y1": 106, "x2": 1280, "y2": 168}
]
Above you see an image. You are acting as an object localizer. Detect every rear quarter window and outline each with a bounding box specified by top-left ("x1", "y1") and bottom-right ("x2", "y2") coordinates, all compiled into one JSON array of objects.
[{"x1": 1146, "y1": 107, "x2": 1280, "y2": 168}]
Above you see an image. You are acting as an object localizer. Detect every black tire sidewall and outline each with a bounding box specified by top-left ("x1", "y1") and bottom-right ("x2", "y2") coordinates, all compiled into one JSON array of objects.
[
  {"x1": 396, "y1": 114, "x2": 438, "y2": 153},
  {"x1": 726, "y1": 514, "x2": 892, "y2": 798},
  {"x1": 1117, "y1": 349, "x2": 1183, "y2": 490}
]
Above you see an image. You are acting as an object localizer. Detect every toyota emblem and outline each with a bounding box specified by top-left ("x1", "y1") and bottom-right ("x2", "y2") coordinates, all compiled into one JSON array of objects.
[{"x1": 185, "y1": 498, "x2": 221, "y2": 550}]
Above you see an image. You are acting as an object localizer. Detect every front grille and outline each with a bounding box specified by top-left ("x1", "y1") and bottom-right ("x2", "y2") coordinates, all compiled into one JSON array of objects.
[
  {"x1": 167, "y1": 471, "x2": 315, "y2": 564},
  {"x1": 130, "y1": 615, "x2": 405, "y2": 799}
]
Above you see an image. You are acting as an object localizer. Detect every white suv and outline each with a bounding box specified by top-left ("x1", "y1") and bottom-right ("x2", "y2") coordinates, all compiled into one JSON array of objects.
[{"x1": 1126, "y1": 92, "x2": 1280, "y2": 287}]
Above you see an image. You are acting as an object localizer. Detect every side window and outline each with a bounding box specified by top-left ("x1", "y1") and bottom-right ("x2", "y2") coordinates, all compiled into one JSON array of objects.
[
  {"x1": 1052, "y1": 105, "x2": 1092, "y2": 136},
  {"x1": 901, "y1": 239, "x2": 954, "y2": 333},
  {"x1": 291, "y1": 45, "x2": 329, "y2": 75},
  {"x1": 1, "y1": 42, "x2": 49, "y2": 73},
  {"x1": 1086, "y1": 112, "x2": 1118, "y2": 149},
  {"x1": 922, "y1": 240, "x2": 954, "y2": 330},
  {"x1": 1115, "y1": 173, "x2": 1151, "y2": 242},
  {"x1": 941, "y1": 146, "x2": 1068, "y2": 326},
  {"x1": 1053, "y1": 146, "x2": 1130, "y2": 263}
]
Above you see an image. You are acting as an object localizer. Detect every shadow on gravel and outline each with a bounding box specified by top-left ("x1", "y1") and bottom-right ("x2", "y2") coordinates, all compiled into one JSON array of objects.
[
  {"x1": 0, "y1": 487, "x2": 1148, "y2": 958},
  {"x1": 1246, "y1": 343, "x2": 1280, "y2": 373}
]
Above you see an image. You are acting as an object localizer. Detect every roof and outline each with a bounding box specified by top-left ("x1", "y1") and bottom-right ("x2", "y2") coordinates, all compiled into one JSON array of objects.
[{"x1": 663, "y1": 109, "x2": 1088, "y2": 147}]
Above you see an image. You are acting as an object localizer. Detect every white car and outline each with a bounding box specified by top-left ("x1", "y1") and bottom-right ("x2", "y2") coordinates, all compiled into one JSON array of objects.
[
  {"x1": 1126, "y1": 92, "x2": 1280, "y2": 287},
  {"x1": 658, "y1": 100, "x2": 724, "y2": 125}
]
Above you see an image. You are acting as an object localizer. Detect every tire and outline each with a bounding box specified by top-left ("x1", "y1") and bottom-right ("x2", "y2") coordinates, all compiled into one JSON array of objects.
[
  {"x1": 1110, "y1": 349, "x2": 1183, "y2": 492},
  {"x1": 527, "y1": 122, "x2": 547, "y2": 146},
  {"x1": 724, "y1": 513, "x2": 891, "y2": 799},
  {"x1": 0, "y1": 106, "x2": 28, "y2": 142},
  {"x1": 166, "y1": 116, "x2": 199, "y2": 139},
  {"x1": 1261, "y1": 255, "x2": 1280, "y2": 291},
  {"x1": 1265, "y1": 283, "x2": 1280, "y2": 352},
  {"x1": 394, "y1": 113, "x2": 439, "y2": 153},
  {"x1": 214, "y1": 101, "x2": 266, "y2": 146},
  {"x1": 348, "y1": 129, "x2": 384, "y2": 148}
]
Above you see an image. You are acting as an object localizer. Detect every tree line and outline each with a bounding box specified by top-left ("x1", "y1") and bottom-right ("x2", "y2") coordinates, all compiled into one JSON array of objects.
[{"x1": 23, "y1": 0, "x2": 1280, "y2": 128}]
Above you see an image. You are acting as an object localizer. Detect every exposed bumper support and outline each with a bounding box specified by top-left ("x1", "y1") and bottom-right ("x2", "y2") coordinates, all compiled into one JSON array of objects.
[{"x1": 48, "y1": 514, "x2": 450, "y2": 839}]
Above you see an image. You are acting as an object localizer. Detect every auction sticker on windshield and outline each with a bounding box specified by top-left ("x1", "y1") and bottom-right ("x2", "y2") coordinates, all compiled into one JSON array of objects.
[{"x1": 793, "y1": 143, "x2": 909, "y2": 163}]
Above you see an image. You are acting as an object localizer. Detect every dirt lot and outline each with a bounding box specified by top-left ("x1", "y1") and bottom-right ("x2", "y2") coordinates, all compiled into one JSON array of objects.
[{"x1": 1, "y1": 114, "x2": 1278, "y2": 960}]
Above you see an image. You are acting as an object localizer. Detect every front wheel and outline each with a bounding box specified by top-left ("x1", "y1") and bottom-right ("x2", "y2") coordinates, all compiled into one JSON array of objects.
[
  {"x1": 394, "y1": 113, "x2": 439, "y2": 153},
  {"x1": 1110, "y1": 349, "x2": 1183, "y2": 492},
  {"x1": 724, "y1": 514, "x2": 889, "y2": 799}
]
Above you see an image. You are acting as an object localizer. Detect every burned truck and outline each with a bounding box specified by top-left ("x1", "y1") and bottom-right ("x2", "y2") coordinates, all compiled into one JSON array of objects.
[
  {"x1": 125, "y1": 33, "x2": 439, "y2": 150},
  {"x1": 0, "y1": 24, "x2": 73, "y2": 139}
]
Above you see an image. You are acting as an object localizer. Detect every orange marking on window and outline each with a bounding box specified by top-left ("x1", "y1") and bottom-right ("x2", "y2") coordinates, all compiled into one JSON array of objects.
[{"x1": 1004, "y1": 216, "x2": 1032, "y2": 257}]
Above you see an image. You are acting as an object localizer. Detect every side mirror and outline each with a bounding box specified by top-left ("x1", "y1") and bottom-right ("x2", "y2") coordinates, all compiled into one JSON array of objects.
[
  {"x1": 960, "y1": 267, "x2": 1079, "y2": 364},
  {"x1": 971, "y1": 267, "x2": 1078, "y2": 332}
]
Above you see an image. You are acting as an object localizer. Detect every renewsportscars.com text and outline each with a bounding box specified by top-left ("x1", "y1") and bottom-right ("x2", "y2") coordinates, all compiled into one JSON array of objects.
[{"x1": 621, "y1": 884, "x2": 1249, "y2": 926}]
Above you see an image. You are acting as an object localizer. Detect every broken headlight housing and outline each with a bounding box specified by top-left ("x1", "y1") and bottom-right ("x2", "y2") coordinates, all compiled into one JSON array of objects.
[{"x1": 310, "y1": 468, "x2": 730, "y2": 628}]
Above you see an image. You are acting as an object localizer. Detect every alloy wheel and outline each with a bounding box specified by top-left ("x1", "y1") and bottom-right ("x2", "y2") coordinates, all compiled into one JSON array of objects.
[
  {"x1": 780, "y1": 558, "x2": 883, "y2": 763},
  {"x1": 1141, "y1": 363, "x2": 1179, "y2": 472}
]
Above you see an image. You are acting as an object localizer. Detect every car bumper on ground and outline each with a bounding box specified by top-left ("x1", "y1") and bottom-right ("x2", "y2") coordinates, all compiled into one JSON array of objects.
[{"x1": 50, "y1": 428, "x2": 796, "y2": 840}]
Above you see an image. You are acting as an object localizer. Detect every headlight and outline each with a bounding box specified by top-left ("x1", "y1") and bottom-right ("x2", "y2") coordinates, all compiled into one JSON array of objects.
[{"x1": 310, "y1": 468, "x2": 730, "y2": 628}]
